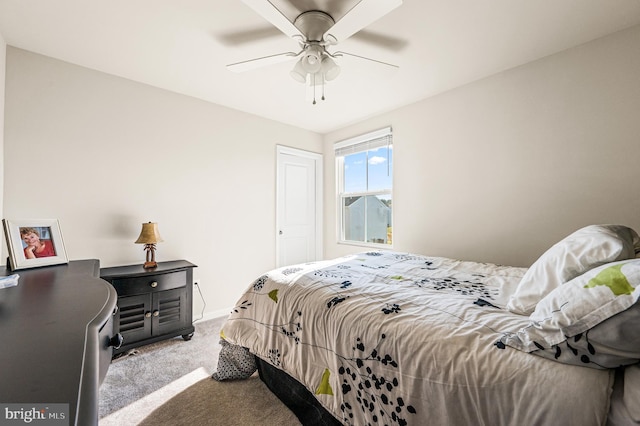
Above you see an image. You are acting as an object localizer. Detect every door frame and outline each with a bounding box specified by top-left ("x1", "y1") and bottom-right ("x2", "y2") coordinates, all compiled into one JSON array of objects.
[{"x1": 276, "y1": 145, "x2": 323, "y2": 267}]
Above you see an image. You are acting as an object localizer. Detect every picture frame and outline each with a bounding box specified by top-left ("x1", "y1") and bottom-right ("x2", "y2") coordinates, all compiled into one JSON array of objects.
[{"x1": 2, "y1": 219, "x2": 69, "y2": 270}]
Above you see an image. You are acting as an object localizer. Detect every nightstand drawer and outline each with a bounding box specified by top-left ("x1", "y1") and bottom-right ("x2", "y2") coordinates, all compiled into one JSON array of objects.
[{"x1": 110, "y1": 270, "x2": 187, "y2": 296}]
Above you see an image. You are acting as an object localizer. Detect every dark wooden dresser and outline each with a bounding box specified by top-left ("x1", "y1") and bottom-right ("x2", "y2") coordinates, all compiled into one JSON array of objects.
[
  {"x1": 100, "y1": 260, "x2": 196, "y2": 355},
  {"x1": 0, "y1": 260, "x2": 119, "y2": 426}
]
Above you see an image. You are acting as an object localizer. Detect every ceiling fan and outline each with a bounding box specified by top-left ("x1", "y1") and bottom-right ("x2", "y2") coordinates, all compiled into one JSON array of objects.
[{"x1": 227, "y1": 0, "x2": 403, "y2": 104}]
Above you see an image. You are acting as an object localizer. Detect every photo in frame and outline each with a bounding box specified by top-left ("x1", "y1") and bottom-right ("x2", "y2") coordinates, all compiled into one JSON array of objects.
[{"x1": 3, "y1": 219, "x2": 69, "y2": 270}]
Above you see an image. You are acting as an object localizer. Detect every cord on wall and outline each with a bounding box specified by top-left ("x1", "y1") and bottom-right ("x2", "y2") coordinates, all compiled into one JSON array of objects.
[{"x1": 193, "y1": 281, "x2": 206, "y2": 323}]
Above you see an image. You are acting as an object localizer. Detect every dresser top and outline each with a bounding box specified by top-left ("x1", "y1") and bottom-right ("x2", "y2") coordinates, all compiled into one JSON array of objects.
[{"x1": 100, "y1": 259, "x2": 196, "y2": 279}]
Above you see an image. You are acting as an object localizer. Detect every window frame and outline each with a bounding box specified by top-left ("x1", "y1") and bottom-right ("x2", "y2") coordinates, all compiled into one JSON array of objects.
[{"x1": 335, "y1": 127, "x2": 393, "y2": 248}]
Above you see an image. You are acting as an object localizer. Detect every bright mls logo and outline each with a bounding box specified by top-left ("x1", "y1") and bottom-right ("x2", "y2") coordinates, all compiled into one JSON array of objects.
[{"x1": 0, "y1": 404, "x2": 68, "y2": 425}]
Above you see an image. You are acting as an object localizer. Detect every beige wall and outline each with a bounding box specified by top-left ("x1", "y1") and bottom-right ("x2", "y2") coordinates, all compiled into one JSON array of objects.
[
  {"x1": 4, "y1": 24, "x2": 640, "y2": 315},
  {"x1": 3, "y1": 47, "x2": 323, "y2": 317},
  {"x1": 324, "y1": 24, "x2": 640, "y2": 267}
]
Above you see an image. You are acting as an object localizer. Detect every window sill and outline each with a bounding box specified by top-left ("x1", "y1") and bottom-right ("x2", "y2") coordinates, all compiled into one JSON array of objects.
[{"x1": 337, "y1": 240, "x2": 393, "y2": 250}]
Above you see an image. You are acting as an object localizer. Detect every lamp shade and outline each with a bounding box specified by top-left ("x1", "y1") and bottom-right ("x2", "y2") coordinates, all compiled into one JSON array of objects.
[
  {"x1": 135, "y1": 222, "x2": 164, "y2": 244},
  {"x1": 321, "y1": 56, "x2": 340, "y2": 81},
  {"x1": 301, "y1": 45, "x2": 323, "y2": 74},
  {"x1": 290, "y1": 58, "x2": 307, "y2": 83}
]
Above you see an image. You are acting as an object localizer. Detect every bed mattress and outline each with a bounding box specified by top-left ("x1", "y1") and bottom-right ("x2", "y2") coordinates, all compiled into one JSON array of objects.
[{"x1": 218, "y1": 251, "x2": 614, "y2": 425}]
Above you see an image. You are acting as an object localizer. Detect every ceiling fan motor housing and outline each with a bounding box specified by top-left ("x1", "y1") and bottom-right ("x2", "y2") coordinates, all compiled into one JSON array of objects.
[{"x1": 294, "y1": 10, "x2": 335, "y2": 42}]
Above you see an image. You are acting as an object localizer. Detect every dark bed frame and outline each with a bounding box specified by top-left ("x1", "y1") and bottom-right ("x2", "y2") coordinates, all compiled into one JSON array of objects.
[{"x1": 256, "y1": 356, "x2": 343, "y2": 425}]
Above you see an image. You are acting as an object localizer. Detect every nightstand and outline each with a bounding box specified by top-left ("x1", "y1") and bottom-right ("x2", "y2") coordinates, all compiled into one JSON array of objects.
[{"x1": 100, "y1": 260, "x2": 197, "y2": 356}]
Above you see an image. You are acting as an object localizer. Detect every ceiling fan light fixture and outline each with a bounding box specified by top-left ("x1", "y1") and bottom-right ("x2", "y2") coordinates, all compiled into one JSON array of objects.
[
  {"x1": 301, "y1": 45, "x2": 323, "y2": 73},
  {"x1": 302, "y1": 57, "x2": 321, "y2": 73},
  {"x1": 321, "y1": 56, "x2": 340, "y2": 81},
  {"x1": 290, "y1": 58, "x2": 307, "y2": 83},
  {"x1": 228, "y1": 0, "x2": 403, "y2": 104}
]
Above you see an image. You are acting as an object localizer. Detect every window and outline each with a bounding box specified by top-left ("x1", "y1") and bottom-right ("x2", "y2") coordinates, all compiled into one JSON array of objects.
[{"x1": 335, "y1": 127, "x2": 393, "y2": 246}]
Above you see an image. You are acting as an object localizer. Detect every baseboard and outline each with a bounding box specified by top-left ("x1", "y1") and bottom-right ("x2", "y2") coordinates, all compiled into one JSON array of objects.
[{"x1": 193, "y1": 308, "x2": 231, "y2": 323}]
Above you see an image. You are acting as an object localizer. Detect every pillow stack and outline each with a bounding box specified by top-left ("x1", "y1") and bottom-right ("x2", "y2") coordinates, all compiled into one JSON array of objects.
[
  {"x1": 501, "y1": 258, "x2": 640, "y2": 368},
  {"x1": 500, "y1": 224, "x2": 640, "y2": 368},
  {"x1": 506, "y1": 224, "x2": 640, "y2": 315}
]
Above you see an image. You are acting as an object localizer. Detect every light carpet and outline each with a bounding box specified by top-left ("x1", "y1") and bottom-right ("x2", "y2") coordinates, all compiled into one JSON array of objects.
[
  {"x1": 99, "y1": 317, "x2": 225, "y2": 418},
  {"x1": 100, "y1": 367, "x2": 211, "y2": 426},
  {"x1": 101, "y1": 368, "x2": 301, "y2": 426},
  {"x1": 99, "y1": 317, "x2": 301, "y2": 425}
]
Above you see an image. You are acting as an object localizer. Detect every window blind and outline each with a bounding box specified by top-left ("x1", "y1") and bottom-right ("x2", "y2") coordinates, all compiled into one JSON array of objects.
[{"x1": 334, "y1": 127, "x2": 392, "y2": 157}]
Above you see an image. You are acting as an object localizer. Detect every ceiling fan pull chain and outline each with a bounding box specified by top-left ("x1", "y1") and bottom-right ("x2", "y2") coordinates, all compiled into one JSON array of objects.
[
  {"x1": 322, "y1": 74, "x2": 326, "y2": 101},
  {"x1": 312, "y1": 73, "x2": 317, "y2": 105}
]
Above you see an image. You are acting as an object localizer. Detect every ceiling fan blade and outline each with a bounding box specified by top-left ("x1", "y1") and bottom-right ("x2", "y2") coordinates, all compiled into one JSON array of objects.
[
  {"x1": 241, "y1": 0, "x2": 303, "y2": 39},
  {"x1": 217, "y1": 26, "x2": 284, "y2": 47},
  {"x1": 333, "y1": 51, "x2": 399, "y2": 70},
  {"x1": 227, "y1": 52, "x2": 297, "y2": 73},
  {"x1": 324, "y1": 0, "x2": 403, "y2": 44},
  {"x1": 351, "y1": 29, "x2": 408, "y2": 51}
]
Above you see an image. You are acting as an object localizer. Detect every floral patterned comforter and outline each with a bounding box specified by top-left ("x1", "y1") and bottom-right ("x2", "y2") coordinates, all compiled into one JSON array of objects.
[{"x1": 216, "y1": 251, "x2": 614, "y2": 426}]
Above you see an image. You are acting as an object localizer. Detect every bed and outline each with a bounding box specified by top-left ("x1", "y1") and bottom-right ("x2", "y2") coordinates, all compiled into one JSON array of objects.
[{"x1": 213, "y1": 224, "x2": 640, "y2": 425}]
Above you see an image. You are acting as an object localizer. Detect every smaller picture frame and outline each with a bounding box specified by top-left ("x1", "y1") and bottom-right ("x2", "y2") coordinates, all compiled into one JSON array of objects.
[{"x1": 3, "y1": 219, "x2": 69, "y2": 270}]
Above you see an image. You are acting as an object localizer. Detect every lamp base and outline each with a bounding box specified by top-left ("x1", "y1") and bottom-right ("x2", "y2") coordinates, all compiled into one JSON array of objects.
[{"x1": 142, "y1": 243, "x2": 158, "y2": 269}]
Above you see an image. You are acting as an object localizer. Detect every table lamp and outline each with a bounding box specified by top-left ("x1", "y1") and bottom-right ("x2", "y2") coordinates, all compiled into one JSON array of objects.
[{"x1": 134, "y1": 222, "x2": 163, "y2": 269}]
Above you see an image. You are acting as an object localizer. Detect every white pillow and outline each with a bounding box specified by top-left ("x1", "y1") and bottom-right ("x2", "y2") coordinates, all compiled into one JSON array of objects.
[
  {"x1": 506, "y1": 225, "x2": 639, "y2": 315},
  {"x1": 501, "y1": 259, "x2": 640, "y2": 352}
]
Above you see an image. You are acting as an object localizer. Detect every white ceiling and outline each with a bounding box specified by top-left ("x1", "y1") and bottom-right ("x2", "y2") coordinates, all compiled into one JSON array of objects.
[{"x1": 0, "y1": 0, "x2": 639, "y2": 134}]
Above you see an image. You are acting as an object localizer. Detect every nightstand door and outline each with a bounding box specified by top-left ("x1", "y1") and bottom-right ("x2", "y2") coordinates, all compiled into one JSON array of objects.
[
  {"x1": 116, "y1": 294, "x2": 153, "y2": 344},
  {"x1": 152, "y1": 287, "x2": 188, "y2": 337}
]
